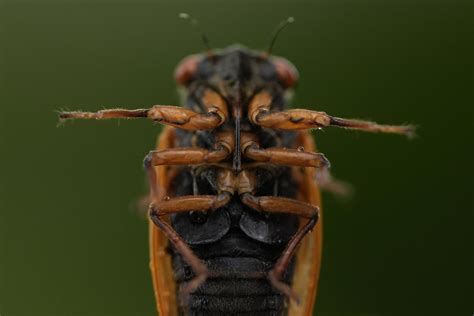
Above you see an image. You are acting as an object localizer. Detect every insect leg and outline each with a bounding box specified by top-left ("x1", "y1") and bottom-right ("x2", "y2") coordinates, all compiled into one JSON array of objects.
[
  {"x1": 143, "y1": 136, "x2": 233, "y2": 201},
  {"x1": 59, "y1": 89, "x2": 228, "y2": 130},
  {"x1": 148, "y1": 193, "x2": 232, "y2": 295},
  {"x1": 248, "y1": 91, "x2": 415, "y2": 136},
  {"x1": 242, "y1": 140, "x2": 330, "y2": 168},
  {"x1": 237, "y1": 170, "x2": 319, "y2": 302},
  {"x1": 145, "y1": 146, "x2": 230, "y2": 167},
  {"x1": 240, "y1": 192, "x2": 318, "y2": 303}
]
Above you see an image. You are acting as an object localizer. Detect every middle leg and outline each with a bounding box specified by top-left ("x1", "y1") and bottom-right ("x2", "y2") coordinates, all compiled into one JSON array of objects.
[
  {"x1": 143, "y1": 135, "x2": 233, "y2": 201},
  {"x1": 242, "y1": 140, "x2": 330, "y2": 169}
]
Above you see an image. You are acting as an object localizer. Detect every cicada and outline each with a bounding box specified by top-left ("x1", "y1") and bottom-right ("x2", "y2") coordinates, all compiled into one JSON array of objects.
[{"x1": 59, "y1": 17, "x2": 413, "y2": 316}]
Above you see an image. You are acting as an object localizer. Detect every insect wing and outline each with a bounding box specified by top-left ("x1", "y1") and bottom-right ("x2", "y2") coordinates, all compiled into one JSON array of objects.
[
  {"x1": 149, "y1": 127, "x2": 179, "y2": 316},
  {"x1": 288, "y1": 131, "x2": 323, "y2": 316}
]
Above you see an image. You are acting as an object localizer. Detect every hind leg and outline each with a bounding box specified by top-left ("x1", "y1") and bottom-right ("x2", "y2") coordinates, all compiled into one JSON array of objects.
[
  {"x1": 237, "y1": 169, "x2": 319, "y2": 303},
  {"x1": 148, "y1": 193, "x2": 231, "y2": 297},
  {"x1": 241, "y1": 193, "x2": 319, "y2": 303}
]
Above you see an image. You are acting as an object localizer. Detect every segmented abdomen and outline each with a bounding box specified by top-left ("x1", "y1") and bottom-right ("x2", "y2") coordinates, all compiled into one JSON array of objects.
[{"x1": 171, "y1": 233, "x2": 295, "y2": 315}]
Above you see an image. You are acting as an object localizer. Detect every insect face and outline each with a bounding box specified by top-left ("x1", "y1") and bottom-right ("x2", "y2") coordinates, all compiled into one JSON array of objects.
[{"x1": 175, "y1": 46, "x2": 298, "y2": 94}]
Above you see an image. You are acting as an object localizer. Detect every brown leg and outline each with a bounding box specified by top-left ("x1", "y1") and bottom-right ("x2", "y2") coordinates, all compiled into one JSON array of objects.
[
  {"x1": 240, "y1": 192, "x2": 319, "y2": 302},
  {"x1": 148, "y1": 192, "x2": 232, "y2": 298},
  {"x1": 149, "y1": 205, "x2": 208, "y2": 297},
  {"x1": 143, "y1": 134, "x2": 234, "y2": 201},
  {"x1": 241, "y1": 193, "x2": 318, "y2": 218},
  {"x1": 145, "y1": 146, "x2": 230, "y2": 167},
  {"x1": 59, "y1": 89, "x2": 228, "y2": 130},
  {"x1": 248, "y1": 91, "x2": 415, "y2": 136},
  {"x1": 242, "y1": 140, "x2": 330, "y2": 168},
  {"x1": 268, "y1": 216, "x2": 317, "y2": 304},
  {"x1": 143, "y1": 151, "x2": 231, "y2": 202},
  {"x1": 146, "y1": 148, "x2": 233, "y2": 306},
  {"x1": 152, "y1": 194, "x2": 232, "y2": 214}
]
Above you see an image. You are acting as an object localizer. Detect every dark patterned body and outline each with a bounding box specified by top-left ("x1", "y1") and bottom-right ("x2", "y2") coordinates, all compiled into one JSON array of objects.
[
  {"x1": 165, "y1": 48, "x2": 303, "y2": 314},
  {"x1": 59, "y1": 42, "x2": 412, "y2": 316},
  {"x1": 170, "y1": 129, "x2": 300, "y2": 315}
]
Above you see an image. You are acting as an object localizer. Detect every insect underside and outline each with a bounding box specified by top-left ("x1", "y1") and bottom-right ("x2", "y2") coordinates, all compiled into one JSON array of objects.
[{"x1": 60, "y1": 46, "x2": 413, "y2": 316}]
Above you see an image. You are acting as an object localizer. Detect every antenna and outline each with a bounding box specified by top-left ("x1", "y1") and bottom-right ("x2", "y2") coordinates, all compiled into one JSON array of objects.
[
  {"x1": 267, "y1": 16, "x2": 295, "y2": 55},
  {"x1": 179, "y1": 13, "x2": 212, "y2": 52}
]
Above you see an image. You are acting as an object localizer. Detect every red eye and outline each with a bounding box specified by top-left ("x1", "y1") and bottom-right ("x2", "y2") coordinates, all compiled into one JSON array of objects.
[
  {"x1": 271, "y1": 56, "x2": 299, "y2": 88},
  {"x1": 174, "y1": 54, "x2": 201, "y2": 85}
]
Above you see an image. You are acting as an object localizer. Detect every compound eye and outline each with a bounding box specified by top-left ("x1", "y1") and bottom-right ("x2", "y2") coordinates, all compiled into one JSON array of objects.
[
  {"x1": 271, "y1": 56, "x2": 299, "y2": 88},
  {"x1": 174, "y1": 54, "x2": 201, "y2": 85}
]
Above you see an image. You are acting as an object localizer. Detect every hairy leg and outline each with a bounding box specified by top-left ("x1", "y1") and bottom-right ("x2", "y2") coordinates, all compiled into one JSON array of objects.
[
  {"x1": 148, "y1": 192, "x2": 231, "y2": 299},
  {"x1": 59, "y1": 89, "x2": 228, "y2": 130},
  {"x1": 240, "y1": 192, "x2": 319, "y2": 303},
  {"x1": 248, "y1": 91, "x2": 415, "y2": 136}
]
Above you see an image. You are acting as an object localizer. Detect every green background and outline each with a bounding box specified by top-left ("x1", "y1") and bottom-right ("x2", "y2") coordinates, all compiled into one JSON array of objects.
[{"x1": 1, "y1": 0, "x2": 471, "y2": 315}]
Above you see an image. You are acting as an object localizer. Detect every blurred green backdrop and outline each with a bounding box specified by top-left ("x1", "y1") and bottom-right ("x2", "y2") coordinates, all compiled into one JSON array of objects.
[{"x1": 0, "y1": 0, "x2": 471, "y2": 315}]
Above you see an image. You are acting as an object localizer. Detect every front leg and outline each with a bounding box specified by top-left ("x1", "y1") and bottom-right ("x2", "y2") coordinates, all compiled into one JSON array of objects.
[
  {"x1": 248, "y1": 91, "x2": 415, "y2": 136},
  {"x1": 59, "y1": 89, "x2": 228, "y2": 131}
]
